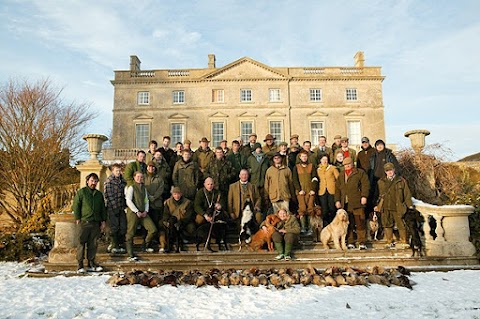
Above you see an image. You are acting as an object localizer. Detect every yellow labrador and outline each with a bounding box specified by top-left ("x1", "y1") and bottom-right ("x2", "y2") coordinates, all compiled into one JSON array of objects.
[{"x1": 320, "y1": 209, "x2": 349, "y2": 250}]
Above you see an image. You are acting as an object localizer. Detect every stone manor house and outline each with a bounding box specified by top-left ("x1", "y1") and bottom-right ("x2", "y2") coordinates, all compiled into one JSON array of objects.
[{"x1": 104, "y1": 51, "x2": 386, "y2": 160}]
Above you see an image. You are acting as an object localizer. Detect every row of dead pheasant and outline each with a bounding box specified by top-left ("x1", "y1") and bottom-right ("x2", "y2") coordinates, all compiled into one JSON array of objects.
[{"x1": 106, "y1": 265, "x2": 414, "y2": 289}]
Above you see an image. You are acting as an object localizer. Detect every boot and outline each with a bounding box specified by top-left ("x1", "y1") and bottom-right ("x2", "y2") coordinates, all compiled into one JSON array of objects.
[
  {"x1": 284, "y1": 243, "x2": 294, "y2": 260},
  {"x1": 110, "y1": 233, "x2": 120, "y2": 253},
  {"x1": 300, "y1": 215, "x2": 308, "y2": 234},
  {"x1": 384, "y1": 228, "x2": 394, "y2": 248},
  {"x1": 126, "y1": 241, "x2": 135, "y2": 258},
  {"x1": 274, "y1": 242, "x2": 284, "y2": 260},
  {"x1": 306, "y1": 216, "x2": 315, "y2": 236}
]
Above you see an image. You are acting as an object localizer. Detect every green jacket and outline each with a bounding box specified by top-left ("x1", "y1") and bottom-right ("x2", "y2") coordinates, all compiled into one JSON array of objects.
[
  {"x1": 246, "y1": 152, "x2": 270, "y2": 188},
  {"x1": 277, "y1": 215, "x2": 301, "y2": 235},
  {"x1": 204, "y1": 158, "x2": 236, "y2": 192},
  {"x1": 335, "y1": 168, "x2": 370, "y2": 210},
  {"x1": 194, "y1": 188, "x2": 226, "y2": 217},
  {"x1": 144, "y1": 172, "x2": 165, "y2": 209},
  {"x1": 172, "y1": 159, "x2": 199, "y2": 200},
  {"x1": 192, "y1": 146, "x2": 214, "y2": 172},
  {"x1": 377, "y1": 175, "x2": 413, "y2": 215},
  {"x1": 226, "y1": 151, "x2": 247, "y2": 176},
  {"x1": 72, "y1": 187, "x2": 107, "y2": 222},
  {"x1": 124, "y1": 160, "x2": 147, "y2": 186}
]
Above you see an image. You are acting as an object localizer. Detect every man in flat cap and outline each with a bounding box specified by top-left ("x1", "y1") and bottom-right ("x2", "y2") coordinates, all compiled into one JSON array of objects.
[
  {"x1": 262, "y1": 134, "x2": 278, "y2": 158},
  {"x1": 335, "y1": 157, "x2": 370, "y2": 249},
  {"x1": 265, "y1": 152, "x2": 295, "y2": 213},
  {"x1": 331, "y1": 134, "x2": 342, "y2": 153},
  {"x1": 290, "y1": 134, "x2": 301, "y2": 150},
  {"x1": 374, "y1": 162, "x2": 413, "y2": 249},
  {"x1": 356, "y1": 137, "x2": 375, "y2": 174},
  {"x1": 334, "y1": 137, "x2": 357, "y2": 164},
  {"x1": 192, "y1": 137, "x2": 214, "y2": 184}
]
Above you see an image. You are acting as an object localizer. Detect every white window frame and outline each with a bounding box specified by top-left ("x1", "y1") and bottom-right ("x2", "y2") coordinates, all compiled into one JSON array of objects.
[
  {"x1": 269, "y1": 89, "x2": 281, "y2": 102},
  {"x1": 269, "y1": 120, "x2": 283, "y2": 143},
  {"x1": 240, "y1": 121, "x2": 254, "y2": 143},
  {"x1": 211, "y1": 122, "x2": 225, "y2": 147},
  {"x1": 135, "y1": 123, "x2": 150, "y2": 149},
  {"x1": 309, "y1": 88, "x2": 322, "y2": 102},
  {"x1": 212, "y1": 89, "x2": 224, "y2": 103},
  {"x1": 170, "y1": 123, "x2": 185, "y2": 146},
  {"x1": 346, "y1": 88, "x2": 358, "y2": 101},
  {"x1": 347, "y1": 120, "x2": 362, "y2": 145},
  {"x1": 137, "y1": 91, "x2": 150, "y2": 105},
  {"x1": 310, "y1": 121, "x2": 325, "y2": 146},
  {"x1": 240, "y1": 89, "x2": 252, "y2": 102},
  {"x1": 173, "y1": 90, "x2": 185, "y2": 104}
]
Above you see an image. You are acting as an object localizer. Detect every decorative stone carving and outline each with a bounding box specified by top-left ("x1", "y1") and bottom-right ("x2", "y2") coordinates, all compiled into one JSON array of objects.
[
  {"x1": 83, "y1": 134, "x2": 108, "y2": 162},
  {"x1": 404, "y1": 129, "x2": 430, "y2": 151},
  {"x1": 413, "y1": 198, "x2": 476, "y2": 257}
]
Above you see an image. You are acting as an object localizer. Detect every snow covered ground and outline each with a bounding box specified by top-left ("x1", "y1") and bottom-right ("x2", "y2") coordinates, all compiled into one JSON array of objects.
[{"x1": 0, "y1": 262, "x2": 479, "y2": 319}]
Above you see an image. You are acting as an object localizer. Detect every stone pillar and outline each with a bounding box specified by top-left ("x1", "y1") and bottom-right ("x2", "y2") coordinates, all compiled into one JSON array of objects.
[
  {"x1": 414, "y1": 198, "x2": 476, "y2": 257},
  {"x1": 404, "y1": 129, "x2": 430, "y2": 151},
  {"x1": 48, "y1": 213, "x2": 77, "y2": 263}
]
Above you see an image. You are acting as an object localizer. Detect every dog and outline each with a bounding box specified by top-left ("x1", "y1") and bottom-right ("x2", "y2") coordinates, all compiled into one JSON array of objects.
[
  {"x1": 247, "y1": 214, "x2": 281, "y2": 252},
  {"x1": 309, "y1": 205, "x2": 323, "y2": 242},
  {"x1": 368, "y1": 211, "x2": 380, "y2": 241},
  {"x1": 320, "y1": 209, "x2": 349, "y2": 250},
  {"x1": 403, "y1": 207, "x2": 425, "y2": 257},
  {"x1": 238, "y1": 201, "x2": 258, "y2": 251},
  {"x1": 165, "y1": 216, "x2": 183, "y2": 253},
  {"x1": 195, "y1": 207, "x2": 228, "y2": 252}
]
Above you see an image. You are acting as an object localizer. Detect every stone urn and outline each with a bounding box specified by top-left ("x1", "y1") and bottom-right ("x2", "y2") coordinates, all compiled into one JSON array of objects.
[
  {"x1": 83, "y1": 134, "x2": 108, "y2": 162},
  {"x1": 404, "y1": 129, "x2": 430, "y2": 151}
]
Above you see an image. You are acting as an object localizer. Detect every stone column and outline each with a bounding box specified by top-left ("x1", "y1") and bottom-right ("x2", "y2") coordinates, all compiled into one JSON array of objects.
[{"x1": 48, "y1": 213, "x2": 77, "y2": 263}]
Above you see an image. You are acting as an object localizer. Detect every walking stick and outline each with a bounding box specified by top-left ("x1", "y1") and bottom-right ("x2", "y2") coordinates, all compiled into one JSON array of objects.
[{"x1": 204, "y1": 193, "x2": 221, "y2": 251}]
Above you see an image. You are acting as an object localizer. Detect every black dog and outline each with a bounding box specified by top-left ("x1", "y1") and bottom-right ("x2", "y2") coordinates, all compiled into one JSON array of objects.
[
  {"x1": 403, "y1": 207, "x2": 425, "y2": 257},
  {"x1": 165, "y1": 216, "x2": 184, "y2": 253},
  {"x1": 195, "y1": 207, "x2": 229, "y2": 252}
]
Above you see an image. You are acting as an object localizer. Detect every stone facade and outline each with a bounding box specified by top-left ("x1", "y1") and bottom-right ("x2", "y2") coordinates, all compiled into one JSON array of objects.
[{"x1": 106, "y1": 51, "x2": 385, "y2": 159}]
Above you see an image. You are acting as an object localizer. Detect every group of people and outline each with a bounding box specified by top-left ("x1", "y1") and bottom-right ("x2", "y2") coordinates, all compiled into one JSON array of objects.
[{"x1": 73, "y1": 133, "x2": 414, "y2": 271}]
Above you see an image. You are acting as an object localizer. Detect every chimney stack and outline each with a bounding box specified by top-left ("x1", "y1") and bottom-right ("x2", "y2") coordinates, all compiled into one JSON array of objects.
[
  {"x1": 354, "y1": 51, "x2": 365, "y2": 68},
  {"x1": 208, "y1": 54, "x2": 216, "y2": 69},
  {"x1": 130, "y1": 55, "x2": 141, "y2": 71}
]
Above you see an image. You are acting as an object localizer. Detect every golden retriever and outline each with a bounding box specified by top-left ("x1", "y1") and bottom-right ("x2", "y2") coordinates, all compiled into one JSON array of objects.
[
  {"x1": 247, "y1": 214, "x2": 281, "y2": 252},
  {"x1": 320, "y1": 209, "x2": 349, "y2": 250}
]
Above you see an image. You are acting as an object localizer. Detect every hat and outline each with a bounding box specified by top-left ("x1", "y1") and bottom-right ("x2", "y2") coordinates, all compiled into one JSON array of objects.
[
  {"x1": 290, "y1": 134, "x2": 299, "y2": 140},
  {"x1": 343, "y1": 157, "x2": 353, "y2": 165},
  {"x1": 264, "y1": 134, "x2": 276, "y2": 142},
  {"x1": 199, "y1": 137, "x2": 210, "y2": 143},
  {"x1": 334, "y1": 135, "x2": 342, "y2": 140},
  {"x1": 361, "y1": 137, "x2": 370, "y2": 143},
  {"x1": 290, "y1": 145, "x2": 300, "y2": 151},
  {"x1": 253, "y1": 142, "x2": 262, "y2": 150},
  {"x1": 272, "y1": 152, "x2": 284, "y2": 158},
  {"x1": 375, "y1": 139, "x2": 386, "y2": 147},
  {"x1": 171, "y1": 186, "x2": 182, "y2": 194},
  {"x1": 183, "y1": 139, "x2": 191, "y2": 144},
  {"x1": 279, "y1": 141, "x2": 288, "y2": 147},
  {"x1": 220, "y1": 139, "x2": 227, "y2": 143},
  {"x1": 340, "y1": 137, "x2": 349, "y2": 142},
  {"x1": 147, "y1": 161, "x2": 156, "y2": 167},
  {"x1": 249, "y1": 133, "x2": 257, "y2": 138},
  {"x1": 384, "y1": 162, "x2": 395, "y2": 171}
]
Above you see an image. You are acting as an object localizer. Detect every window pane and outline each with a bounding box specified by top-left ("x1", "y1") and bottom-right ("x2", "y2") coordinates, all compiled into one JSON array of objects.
[
  {"x1": 135, "y1": 124, "x2": 150, "y2": 149},
  {"x1": 173, "y1": 91, "x2": 185, "y2": 104},
  {"x1": 269, "y1": 89, "x2": 280, "y2": 102},
  {"x1": 309, "y1": 89, "x2": 322, "y2": 101},
  {"x1": 240, "y1": 121, "x2": 253, "y2": 143},
  {"x1": 269, "y1": 121, "x2": 282, "y2": 142},
  {"x1": 240, "y1": 89, "x2": 252, "y2": 102},
  {"x1": 346, "y1": 88, "x2": 358, "y2": 101},
  {"x1": 137, "y1": 91, "x2": 149, "y2": 105},
  {"x1": 212, "y1": 89, "x2": 224, "y2": 103},
  {"x1": 347, "y1": 121, "x2": 361, "y2": 145},
  {"x1": 212, "y1": 122, "x2": 224, "y2": 147},
  {"x1": 171, "y1": 123, "x2": 184, "y2": 146},
  {"x1": 310, "y1": 122, "x2": 324, "y2": 146}
]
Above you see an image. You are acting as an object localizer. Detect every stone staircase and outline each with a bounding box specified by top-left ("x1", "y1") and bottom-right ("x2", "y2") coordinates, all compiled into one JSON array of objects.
[{"x1": 45, "y1": 235, "x2": 480, "y2": 272}]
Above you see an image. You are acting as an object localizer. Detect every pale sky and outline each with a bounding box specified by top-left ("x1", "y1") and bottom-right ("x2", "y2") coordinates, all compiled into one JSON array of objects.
[{"x1": 1, "y1": 0, "x2": 478, "y2": 160}]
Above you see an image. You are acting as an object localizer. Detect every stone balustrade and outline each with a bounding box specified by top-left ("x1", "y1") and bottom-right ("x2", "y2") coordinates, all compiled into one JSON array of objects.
[{"x1": 413, "y1": 198, "x2": 476, "y2": 257}]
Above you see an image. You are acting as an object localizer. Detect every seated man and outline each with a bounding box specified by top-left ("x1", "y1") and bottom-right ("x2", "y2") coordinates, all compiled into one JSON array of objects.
[
  {"x1": 163, "y1": 187, "x2": 196, "y2": 251},
  {"x1": 194, "y1": 177, "x2": 226, "y2": 225},
  {"x1": 266, "y1": 209, "x2": 300, "y2": 261}
]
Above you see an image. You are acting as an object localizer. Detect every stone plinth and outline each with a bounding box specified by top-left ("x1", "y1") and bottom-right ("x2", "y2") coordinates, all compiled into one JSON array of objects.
[
  {"x1": 48, "y1": 213, "x2": 77, "y2": 263},
  {"x1": 413, "y1": 198, "x2": 476, "y2": 257},
  {"x1": 77, "y1": 161, "x2": 108, "y2": 191},
  {"x1": 404, "y1": 129, "x2": 430, "y2": 151}
]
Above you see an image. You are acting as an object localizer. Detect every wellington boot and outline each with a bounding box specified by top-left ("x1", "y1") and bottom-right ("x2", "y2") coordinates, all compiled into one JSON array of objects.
[
  {"x1": 284, "y1": 243, "x2": 293, "y2": 258},
  {"x1": 384, "y1": 228, "x2": 393, "y2": 244},
  {"x1": 300, "y1": 215, "x2": 308, "y2": 233},
  {"x1": 274, "y1": 242, "x2": 284, "y2": 255},
  {"x1": 126, "y1": 241, "x2": 135, "y2": 258}
]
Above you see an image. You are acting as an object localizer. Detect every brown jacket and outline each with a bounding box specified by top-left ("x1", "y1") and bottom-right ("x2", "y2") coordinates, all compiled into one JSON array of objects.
[
  {"x1": 276, "y1": 214, "x2": 301, "y2": 235},
  {"x1": 334, "y1": 147, "x2": 357, "y2": 165},
  {"x1": 335, "y1": 168, "x2": 370, "y2": 210},
  {"x1": 227, "y1": 181, "x2": 261, "y2": 219},
  {"x1": 317, "y1": 164, "x2": 339, "y2": 196},
  {"x1": 356, "y1": 145, "x2": 375, "y2": 173},
  {"x1": 264, "y1": 165, "x2": 295, "y2": 202}
]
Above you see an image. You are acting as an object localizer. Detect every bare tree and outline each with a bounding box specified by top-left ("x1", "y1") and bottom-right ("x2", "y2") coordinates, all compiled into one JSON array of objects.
[{"x1": 0, "y1": 79, "x2": 95, "y2": 229}]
